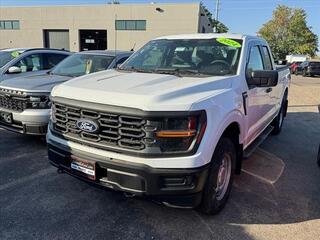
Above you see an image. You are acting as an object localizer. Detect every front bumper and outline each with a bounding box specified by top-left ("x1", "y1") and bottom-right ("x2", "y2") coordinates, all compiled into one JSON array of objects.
[
  {"x1": 0, "y1": 108, "x2": 50, "y2": 135},
  {"x1": 48, "y1": 143, "x2": 210, "y2": 208}
]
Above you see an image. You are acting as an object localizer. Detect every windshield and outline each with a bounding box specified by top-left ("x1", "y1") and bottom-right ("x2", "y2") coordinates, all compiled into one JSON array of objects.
[
  {"x1": 120, "y1": 38, "x2": 243, "y2": 77},
  {"x1": 0, "y1": 51, "x2": 17, "y2": 68},
  {"x1": 310, "y1": 62, "x2": 320, "y2": 67},
  {"x1": 51, "y1": 54, "x2": 114, "y2": 77}
]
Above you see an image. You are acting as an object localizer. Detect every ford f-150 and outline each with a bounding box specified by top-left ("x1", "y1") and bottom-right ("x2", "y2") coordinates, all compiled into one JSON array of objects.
[{"x1": 47, "y1": 34, "x2": 290, "y2": 214}]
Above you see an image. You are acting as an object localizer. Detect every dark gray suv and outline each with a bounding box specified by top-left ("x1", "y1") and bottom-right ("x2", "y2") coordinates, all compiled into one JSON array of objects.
[
  {"x1": 0, "y1": 50, "x2": 132, "y2": 135},
  {"x1": 0, "y1": 48, "x2": 71, "y2": 82}
]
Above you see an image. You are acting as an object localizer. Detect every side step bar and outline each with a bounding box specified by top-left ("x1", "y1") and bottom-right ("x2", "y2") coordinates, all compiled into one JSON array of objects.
[{"x1": 243, "y1": 125, "x2": 274, "y2": 159}]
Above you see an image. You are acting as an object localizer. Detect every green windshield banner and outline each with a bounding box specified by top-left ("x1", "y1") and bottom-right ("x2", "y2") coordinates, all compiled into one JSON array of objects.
[
  {"x1": 11, "y1": 51, "x2": 20, "y2": 58},
  {"x1": 216, "y1": 38, "x2": 242, "y2": 48}
]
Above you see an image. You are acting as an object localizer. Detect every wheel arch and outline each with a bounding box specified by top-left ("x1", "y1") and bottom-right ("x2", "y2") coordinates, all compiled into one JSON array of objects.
[{"x1": 220, "y1": 122, "x2": 243, "y2": 174}]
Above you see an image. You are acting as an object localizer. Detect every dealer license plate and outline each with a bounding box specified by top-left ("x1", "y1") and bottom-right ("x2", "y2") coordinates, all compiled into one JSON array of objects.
[{"x1": 70, "y1": 156, "x2": 96, "y2": 180}]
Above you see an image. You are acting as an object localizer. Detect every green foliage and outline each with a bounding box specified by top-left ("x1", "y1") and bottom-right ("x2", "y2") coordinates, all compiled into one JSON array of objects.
[
  {"x1": 259, "y1": 5, "x2": 318, "y2": 60},
  {"x1": 201, "y1": 2, "x2": 229, "y2": 33},
  {"x1": 211, "y1": 19, "x2": 229, "y2": 33}
]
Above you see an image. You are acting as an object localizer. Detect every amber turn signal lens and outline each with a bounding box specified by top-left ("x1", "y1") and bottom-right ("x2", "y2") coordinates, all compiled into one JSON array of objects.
[{"x1": 156, "y1": 130, "x2": 196, "y2": 138}]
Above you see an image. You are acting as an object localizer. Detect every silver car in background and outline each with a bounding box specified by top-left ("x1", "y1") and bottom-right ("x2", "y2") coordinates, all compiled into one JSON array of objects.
[{"x1": 0, "y1": 50, "x2": 132, "y2": 135}]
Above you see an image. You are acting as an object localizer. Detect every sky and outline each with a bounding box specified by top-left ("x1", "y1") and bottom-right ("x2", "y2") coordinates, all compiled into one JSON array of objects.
[{"x1": 0, "y1": 0, "x2": 319, "y2": 42}]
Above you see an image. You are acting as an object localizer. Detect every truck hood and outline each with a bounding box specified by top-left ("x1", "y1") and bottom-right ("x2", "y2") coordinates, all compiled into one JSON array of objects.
[
  {"x1": 52, "y1": 70, "x2": 234, "y2": 111},
  {"x1": 0, "y1": 73, "x2": 72, "y2": 93}
]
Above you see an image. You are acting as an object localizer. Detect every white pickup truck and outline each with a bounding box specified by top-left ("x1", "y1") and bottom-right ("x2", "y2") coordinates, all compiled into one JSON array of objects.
[{"x1": 47, "y1": 34, "x2": 290, "y2": 214}]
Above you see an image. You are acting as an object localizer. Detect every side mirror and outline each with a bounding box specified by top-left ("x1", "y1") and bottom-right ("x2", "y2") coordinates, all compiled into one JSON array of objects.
[
  {"x1": 7, "y1": 66, "x2": 22, "y2": 74},
  {"x1": 247, "y1": 70, "x2": 278, "y2": 87}
]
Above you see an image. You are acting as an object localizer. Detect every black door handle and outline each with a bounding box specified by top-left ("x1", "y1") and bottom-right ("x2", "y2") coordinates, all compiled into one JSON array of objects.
[{"x1": 265, "y1": 87, "x2": 272, "y2": 93}]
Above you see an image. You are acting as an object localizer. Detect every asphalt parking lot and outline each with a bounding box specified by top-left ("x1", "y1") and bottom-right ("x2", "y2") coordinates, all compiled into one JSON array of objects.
[{"x1": 0, "y1": 75, "x2": 319, "y2": 240}]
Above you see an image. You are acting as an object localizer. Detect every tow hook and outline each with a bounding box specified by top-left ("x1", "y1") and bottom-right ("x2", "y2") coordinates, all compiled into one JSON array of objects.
[
  {"x1": 57, "y1": 168, "x2": 64, "y2": 174},
  {"x1": 123, "y1": 192, "x2": 136, "y2": 198}
]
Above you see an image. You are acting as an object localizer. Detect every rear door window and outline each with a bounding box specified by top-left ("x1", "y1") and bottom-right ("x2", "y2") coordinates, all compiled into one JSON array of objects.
[{"x1": 261, "y1": 46, "x2": 273, "y2": 70}]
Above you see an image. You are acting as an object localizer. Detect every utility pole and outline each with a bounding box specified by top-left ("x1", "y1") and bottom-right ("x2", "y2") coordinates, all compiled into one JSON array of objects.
[{"x1": 214, "y1": 0, "x2": 220, "y2": 32}]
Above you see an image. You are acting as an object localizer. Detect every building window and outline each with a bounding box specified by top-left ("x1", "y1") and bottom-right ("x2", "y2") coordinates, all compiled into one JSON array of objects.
[
  {"x1": 4, "y1": 21, "x2": 12, "y2": 29},
  {"x1": 12, "y1": 21, "x2": 20, "y2": 29},
  {"x1": 126, "y1": 20, "x2": 136, "y2": 30},
  {"x1": 115, "y1": 20, "x2": 146, "y2": 31},
  {"x1": 136, "y1": 20, "x2": 146, "y2": 30},
  {"x1": 0, "y1": 20, "x2": 20, "y2": 30},
  {"x1": 115, "y1": 20, "x2": 126, "y2": 30}
]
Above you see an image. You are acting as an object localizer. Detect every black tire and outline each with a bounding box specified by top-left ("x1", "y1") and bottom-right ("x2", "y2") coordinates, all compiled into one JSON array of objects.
[
  {"x1": 198, "y1": 137, "x2": 236, "y2": 215},
  {"x1": 272, "y1": 92, "x2": 288, "y2": 135},
  {"x1": 294, "y1": 69, "x2": 298, "y2": 75},
  {"x1": 302, "y1": 69, "x2": 307, "y2": 77}
]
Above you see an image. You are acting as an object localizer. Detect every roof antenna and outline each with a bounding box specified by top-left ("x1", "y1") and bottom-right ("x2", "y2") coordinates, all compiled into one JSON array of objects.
[{"x1": 130, "y1": 43, "x2": 136, "y2": 52}]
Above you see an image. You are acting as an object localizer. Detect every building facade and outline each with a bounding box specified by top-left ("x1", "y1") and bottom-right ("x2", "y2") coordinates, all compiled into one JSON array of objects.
[{"x1": 0, "y1": 3, "x2": 212, "y2": 52}]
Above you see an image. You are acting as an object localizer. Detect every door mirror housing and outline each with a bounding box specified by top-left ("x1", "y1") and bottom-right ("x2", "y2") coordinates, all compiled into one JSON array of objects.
[
  {"x1": 247, "y1": 70, "x2": 278, "y2": 87},
  {"x1": 7, "y1": 66, "x2": 22, "y2": 74}
]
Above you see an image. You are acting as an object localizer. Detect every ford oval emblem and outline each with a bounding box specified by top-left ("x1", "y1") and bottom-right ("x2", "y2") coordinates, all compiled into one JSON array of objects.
[{"x1": 76, "y1": 119, "x2": 99, "y2": 133}]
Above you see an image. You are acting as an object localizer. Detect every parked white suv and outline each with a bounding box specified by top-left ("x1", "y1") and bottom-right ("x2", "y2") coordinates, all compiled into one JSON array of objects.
[{"x1": 47, "y1": 34, "x2": 290, "y2": 214}]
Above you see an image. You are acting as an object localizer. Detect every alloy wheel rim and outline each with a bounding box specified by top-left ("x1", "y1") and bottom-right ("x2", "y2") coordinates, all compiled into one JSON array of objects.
[{"x1": 215, "y1": 153, "x2": 232, "y2": 201}]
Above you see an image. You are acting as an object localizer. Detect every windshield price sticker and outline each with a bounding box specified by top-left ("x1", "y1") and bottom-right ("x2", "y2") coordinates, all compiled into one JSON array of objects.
[
  {"x1": 216, "y1": 38, "x2": 242, "y2": 48},
  {"x1": 11, "y1": 51, "x2": 20, "y2": 58}
]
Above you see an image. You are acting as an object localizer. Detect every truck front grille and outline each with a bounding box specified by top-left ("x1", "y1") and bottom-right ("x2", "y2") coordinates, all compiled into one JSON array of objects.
[
  {"x1": 52, "y1": 102, "x2": 147, "y2": 151},
  {"x1": 0, "y1": 95, "x2": 28, "y2": 112}
]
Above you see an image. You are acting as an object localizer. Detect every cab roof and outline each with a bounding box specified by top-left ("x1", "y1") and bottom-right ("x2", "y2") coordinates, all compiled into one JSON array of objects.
[
  {"x1": 156, "y1": 33, "x2": 261, "y2": 41},
  {"x1": 76, "y1": 50, "x2": 133, "y2": 57}
]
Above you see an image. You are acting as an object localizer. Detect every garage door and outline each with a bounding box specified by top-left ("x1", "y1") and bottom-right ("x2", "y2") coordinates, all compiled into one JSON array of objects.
[{"x1": 44, "y1": 30, "x2": 70, "y2": 50}]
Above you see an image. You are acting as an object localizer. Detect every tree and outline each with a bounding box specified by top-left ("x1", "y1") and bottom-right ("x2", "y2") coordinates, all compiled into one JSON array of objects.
[
  {"x1": 258, "y1": 5, "x2": 318, "y2": 60},
  {"x1": 201, "y1": 3, "x2": 229, "y2": 33},
  {"x1": 211, "y1": 19, "x2": 229, "y2": 33}
]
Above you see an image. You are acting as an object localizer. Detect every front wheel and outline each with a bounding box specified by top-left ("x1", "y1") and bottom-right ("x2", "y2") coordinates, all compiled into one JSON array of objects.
[
  {"x1": 302, "y1": 69, "x2": 307, "y2": 77},
  {"x1": 198, "y1": 137, "x2": 236, "y2": 215}
]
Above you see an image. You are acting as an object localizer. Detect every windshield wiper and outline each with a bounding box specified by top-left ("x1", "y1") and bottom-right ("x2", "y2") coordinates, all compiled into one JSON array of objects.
[
  {"x1": 51, "y1": 73, "x2": 75, "y2": 77},
  {"x1": 117, "y1": 66, "x2": 153, "y2": 74},
  {"x1": 154, "y1": 68, "x2": 206, "y2": 77}
]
